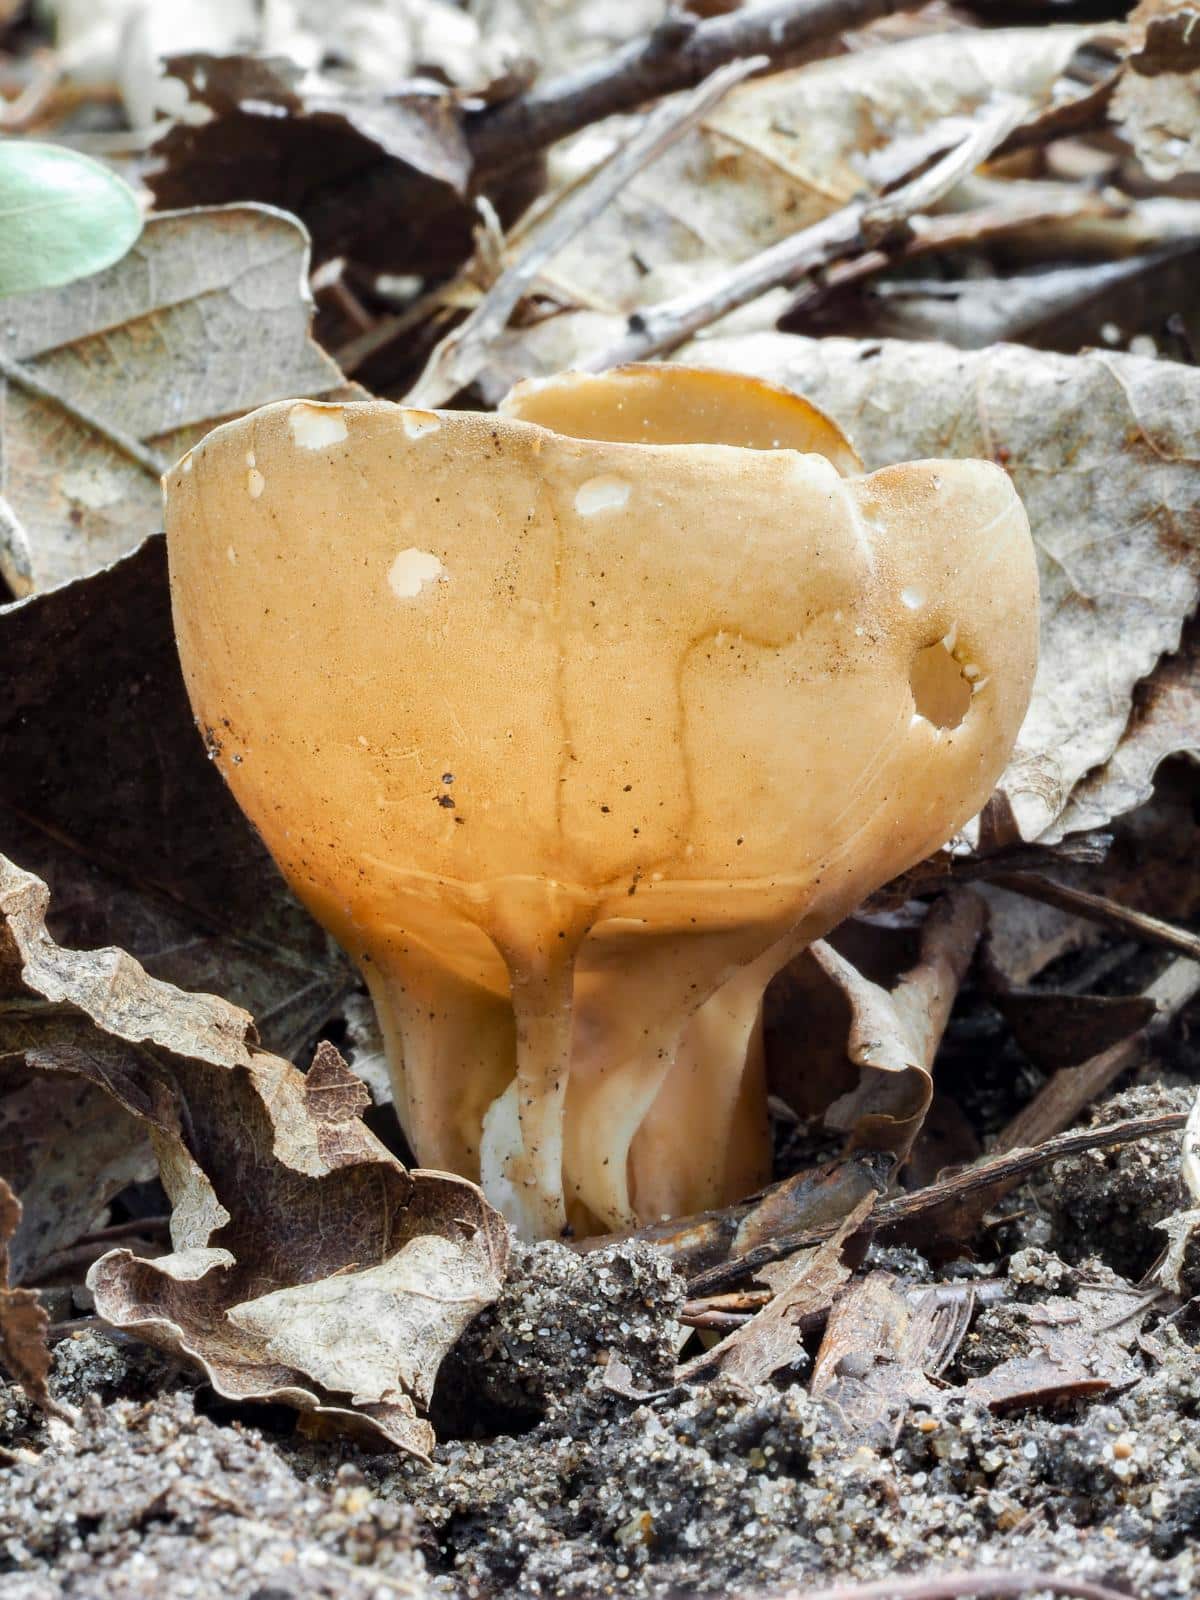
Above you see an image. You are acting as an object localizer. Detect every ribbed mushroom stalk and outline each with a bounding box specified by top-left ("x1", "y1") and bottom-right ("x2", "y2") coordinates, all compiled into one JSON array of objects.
[{"x1": 164, "y1": 365, "x2": 1038, "y2": 1239}]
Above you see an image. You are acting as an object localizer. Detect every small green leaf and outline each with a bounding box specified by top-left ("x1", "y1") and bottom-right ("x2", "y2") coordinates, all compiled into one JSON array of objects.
[{"x1": 0, "y1": 140, "x2": 143, "y2": 298}]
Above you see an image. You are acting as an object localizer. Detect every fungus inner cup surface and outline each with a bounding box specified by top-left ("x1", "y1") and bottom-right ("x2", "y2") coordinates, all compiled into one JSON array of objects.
[{"x1": 164, "y1": 364, "x2": 1039, "y2": 1240}]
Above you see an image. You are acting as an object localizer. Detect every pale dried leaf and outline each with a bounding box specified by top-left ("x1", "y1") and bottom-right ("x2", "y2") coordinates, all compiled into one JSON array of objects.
[
  {"x1": 0, "y1": 205, "x2": 344, "y2": 595},
  {"x1": 0, "y1": 851, "x2": 508, "y2": 1454},
  {"x1": 1113, "y1": 0, "x2": 1200, "y2": 181},
  {"x1": 2, "y1": 854, "x2": 256, "y2": 1069},
  {"x1": 469, "y1": 0, "x2": 667, "y2": 80},
  {"x1": 228, "y1": 1233, "x2": 491, "y2": 1409},
  {"x1": 1057, "y1": 626, "x2": 1200, "y2": 838},
  {"x1": 692, "y1": 333, "x2": 1200, "y2": 841},
  {"x1": 542, "y1": 27, "x2": 1106, "y2": 320}
]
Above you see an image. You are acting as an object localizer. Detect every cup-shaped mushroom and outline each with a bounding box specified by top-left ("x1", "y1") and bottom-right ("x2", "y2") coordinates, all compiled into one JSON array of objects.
[{"x1": 164, "y1": 365, "x2": 1038, "y2": 1239}]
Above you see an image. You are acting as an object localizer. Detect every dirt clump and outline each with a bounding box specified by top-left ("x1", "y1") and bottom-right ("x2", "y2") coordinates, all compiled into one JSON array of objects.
[{"x1": 1027, "y1": 1084, "x2": 1200, "y2": 1285}]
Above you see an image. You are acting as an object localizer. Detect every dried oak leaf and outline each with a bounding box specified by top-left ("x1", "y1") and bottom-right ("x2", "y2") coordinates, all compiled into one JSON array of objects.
[
  {"x1": 991, "y1": 990, "x2": 1157, "y2": 1074},
  {"x1": 0, "y1": 841, "x2": 155, "y2": 1287},
  {"x1": 810, "y1": 1269, "x2": 962, "y2": 1441},
  {"x1": 963, "y1": 1279, "x2": 1150, "y2": 1409},
  {"x1": 767, "y1": 892, "x2": 984, "y2": 1161},
  {"x1": 0, "y1": 203, "x2": 344, "y2": 595},
  {"x1": 0, "y1": 852, "x2": 508, "y2": 1455},
  {"x1": 147, "y1": 54, "x2": 539, "y2": 278},
  {"x1": 695, "y1": 334, "x2": 1200, "y2": 843},
  {"x1": 1113, "y1": 0, "x2": 1200, "y2": 180},
  {"x1": 0, "y1": 1173, "x2": 59, "y2": 1415},
  {"x1": 0, "y1": 538, "x2": 352, "y2": 1062}
]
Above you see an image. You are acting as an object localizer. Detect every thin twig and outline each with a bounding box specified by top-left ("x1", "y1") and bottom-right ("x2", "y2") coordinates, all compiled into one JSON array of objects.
[
  {"x1": 680, "y1": 1308, "x2": 753, "y2": 1331},
  {"x1": 990, "y1": 65, "x2": 1119, "y2": 160},
  {"x1": 681, "y1": 1277, "x2": 1006, "y2": 1330},
  {"x1": 991, "y1": 871, "x2": 1200, "y2": 965},
  {"x1": 765, "y1": 1569, "x2": 1140, "y2": 1600},
  {"x1": 466, "y1": 0, "x2": 928, "y2": 179},
  {"x1": 334, "y1": 284, "x2": 458, "y2": 376},
  {"x1": 689, "y1": 1110, "x2": 1189, "y2": 1293},
  {"x1": 686, "y1": 1289, "x2": 772, "y2": 1314},
  {"x1": 0, "y1": 351, "x2": 167, "y2": 481},
  {"x1": 45, "y1": 1316, "x2": 136, "y2": 1346},
  {"x1": 870, "y1": 1110, "x2": 1188, "y2": 1230},
  {"x1": 582, "y1": 96, "x2": 1028, "y2": 369},
  {"x1": 784, "y1": 192, "x2": 1123, "y2": 319},
  {"x1": 405, "y1": 55, "x2": 763, "y2": 408}
]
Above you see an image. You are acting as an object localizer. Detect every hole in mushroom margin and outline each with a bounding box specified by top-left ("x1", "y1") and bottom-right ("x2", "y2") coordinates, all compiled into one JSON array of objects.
[{"x1": 910, "y1": 636, "x2": 973, "y2": 730}]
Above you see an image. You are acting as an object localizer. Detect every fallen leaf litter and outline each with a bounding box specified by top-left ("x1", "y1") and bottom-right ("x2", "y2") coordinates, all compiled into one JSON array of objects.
[{"x1": 4, "y1": 2, "x2": 1200, "y2": 1597}]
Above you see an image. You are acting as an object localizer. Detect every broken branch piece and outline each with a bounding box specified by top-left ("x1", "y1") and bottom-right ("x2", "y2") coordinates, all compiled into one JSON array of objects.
[{"x1": 163, "y1": 364, "x2": 1038, "y2": 1239}]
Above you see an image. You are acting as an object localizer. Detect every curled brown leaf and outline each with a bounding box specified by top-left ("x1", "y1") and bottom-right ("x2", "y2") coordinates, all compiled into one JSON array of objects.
[{"x1": 0, "y1": 851, "x2": 508, "y2": 1455}]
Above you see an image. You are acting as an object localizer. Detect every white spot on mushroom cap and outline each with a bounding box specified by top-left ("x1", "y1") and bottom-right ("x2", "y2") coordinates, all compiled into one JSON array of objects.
[
  {"x1": 289, "y1": 403, "x2": 348, "y2": 450},
  {"x1": 181, "y1": 454, "x2": 193, "y2": 474},
  {"x1": 389, "y1": 548, "x2": 446, "y2": 599},
  {"x1": 900, "y1": 586, "x2": 925, "y2": 610},
  {"x1": 575, "y1": 475, "x2": 630, "y2": 516},
  {"x1": 402, "y1": 410, "x2": 441, "y2": 439},
  {"x1": 247, "y1": 468, "x2": 265, "y2": 498}
]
